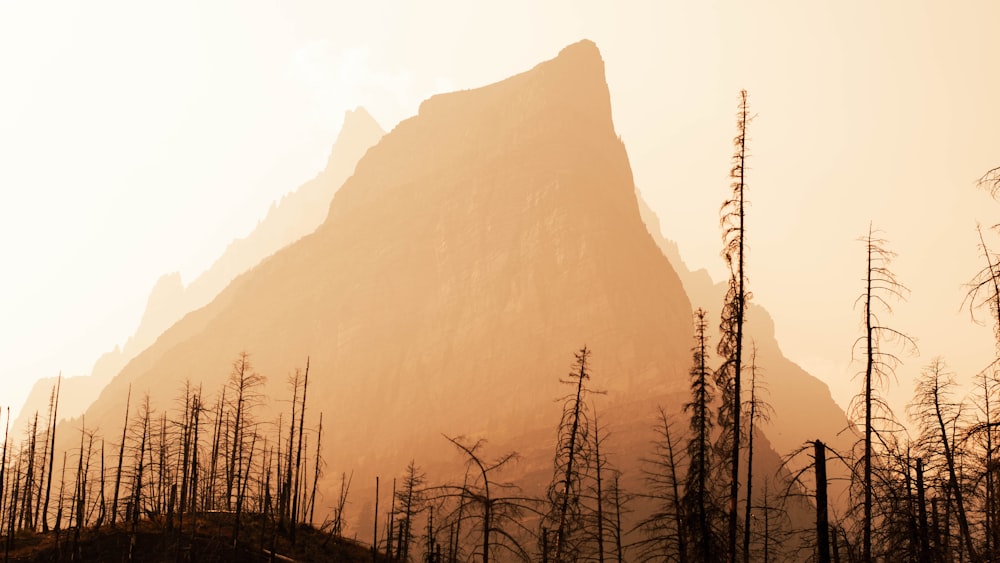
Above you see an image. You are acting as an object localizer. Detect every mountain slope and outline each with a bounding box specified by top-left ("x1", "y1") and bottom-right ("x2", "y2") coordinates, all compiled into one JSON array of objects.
[{"x1": 14, "y1": 108, "x2": 384, "y2": 434}]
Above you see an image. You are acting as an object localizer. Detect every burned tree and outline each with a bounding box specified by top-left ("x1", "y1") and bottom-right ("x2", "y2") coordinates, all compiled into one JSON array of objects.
[
  {"x1": 432, "y1": 436, "x2": 535, "y2": 563},
  {"x1": 542, "y1": 346, "x2": 596, "y2": 562},
  {"x1": 686, "y1": 308, "x2": 721, "y2": 562},
  {"x1": 717, "y1": 89, "x2": 752, "y2": 563},
  {"x1": 851, "y1": 225, "x2": 915, "y2": 562}
]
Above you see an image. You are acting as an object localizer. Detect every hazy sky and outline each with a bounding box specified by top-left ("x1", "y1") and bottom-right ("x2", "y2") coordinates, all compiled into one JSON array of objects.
[{"x1": 1, "y1": 1, "x2": 998, "y2": 424}]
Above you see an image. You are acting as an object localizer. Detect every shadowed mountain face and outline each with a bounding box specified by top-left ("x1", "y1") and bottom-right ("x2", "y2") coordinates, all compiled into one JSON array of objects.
[
  {"x1": 61, "y1": 40, "x2": 846, "y2": 540},
  {"x1": 14, "y1": 108, "x2": 384, "y2": 436}
]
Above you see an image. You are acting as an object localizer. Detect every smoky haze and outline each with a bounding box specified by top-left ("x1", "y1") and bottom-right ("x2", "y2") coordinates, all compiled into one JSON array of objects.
[{"x1": 1, "y1": 0, "x2": 998, "y2": 431}]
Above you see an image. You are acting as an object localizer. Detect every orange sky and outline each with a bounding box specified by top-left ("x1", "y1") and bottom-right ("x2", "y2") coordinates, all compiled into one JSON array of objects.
[{"x1": 1, "y1": 1, "x2": 998, "y2": 424}]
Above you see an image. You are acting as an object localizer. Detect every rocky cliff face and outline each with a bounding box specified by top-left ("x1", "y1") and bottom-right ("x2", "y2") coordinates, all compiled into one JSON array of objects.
[{"x1": 14, "y1": 108, "x2": 384, "y2": 435}]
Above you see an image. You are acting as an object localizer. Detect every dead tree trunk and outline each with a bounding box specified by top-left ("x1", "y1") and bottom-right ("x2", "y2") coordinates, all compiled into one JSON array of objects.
[
  {"x1": 814, "y1": 441, "x2": 830, "y2": 563},
  {"x1": 111, "y1": 384, "x2": 131, "y2": 527}
]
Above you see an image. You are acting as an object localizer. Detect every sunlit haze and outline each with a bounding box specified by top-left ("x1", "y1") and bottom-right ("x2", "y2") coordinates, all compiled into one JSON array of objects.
[{"x1": 1, "y1": 0, "x2": 998, "y2": 431}]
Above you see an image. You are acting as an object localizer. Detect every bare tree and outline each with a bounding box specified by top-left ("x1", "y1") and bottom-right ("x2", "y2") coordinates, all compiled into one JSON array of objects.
[
  {"x1": 40, "y1": 376, "x2": 60, "y2": 532},
  {"x1": 634, "y1": 407, "x2": 687, "y2": 562},
  {"x1": 110, "y1": 384, "x2": 131, "y2": 527},
  {"x1": 908, "y1": 359, "x2": 979, "y2": 562},
  {"x1": 977, "y1": 166, "x2": 1000, "y2": 198},
  {"x1": 741, "y1": 344, "x2": 771, "y2": 563},
  {"x1": 225, "y1": 352, "x2": 266, "y2": 511},
  {"x1": 431, "y1": 435, "x2": 536, "y2": 563},
  {"x1": 851, "y1": 224, "x2": 915, "y2": 561},
  {"x1": 542, "y1": 346, "x2": 596, "y2": 562},
  {"x1": 717, "y1": 89, "x2": 753, "y2": 563}
]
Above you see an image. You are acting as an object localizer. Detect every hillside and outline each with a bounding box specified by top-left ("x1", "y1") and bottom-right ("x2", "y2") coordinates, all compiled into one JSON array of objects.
[{"x1": 13, "y1": 108, "x2": 385, "y2": 436}]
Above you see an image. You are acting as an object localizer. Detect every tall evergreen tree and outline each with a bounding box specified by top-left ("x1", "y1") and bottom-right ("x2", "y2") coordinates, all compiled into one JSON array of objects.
[
  {"x1": 395, "y1": 460, "x2": 427, "y2": 562},
  {"x1": 685, "y1": 308, "x2": 719, "y2": 562}
]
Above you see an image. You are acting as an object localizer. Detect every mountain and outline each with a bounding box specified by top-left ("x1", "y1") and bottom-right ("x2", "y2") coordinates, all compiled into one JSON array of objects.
[
  {"x1": 13, "y1": 108, "x2": 385, "y2": 436},
  {"x1": 77, "y1": 36, "x2": 692, "y2": 466},
  {"x1": 57, "y1": 40, "x2": 849, "y2": 544}
]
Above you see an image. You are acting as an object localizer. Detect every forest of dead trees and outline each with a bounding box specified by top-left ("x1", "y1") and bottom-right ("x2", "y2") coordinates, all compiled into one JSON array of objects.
[{"x1": 1, "y1": 94, "x2": 999, "y2": 563}]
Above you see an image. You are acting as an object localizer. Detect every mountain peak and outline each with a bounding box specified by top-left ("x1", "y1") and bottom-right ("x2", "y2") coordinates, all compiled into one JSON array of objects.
[
  {"x1": 554, "y1": 38, "x2": 603, "y2": 72},
  {"x1": 340, "y1": 106, "x2": 383, "y2": 142},
  {"x1": 412, "y1": 39, "x2": 611, "y2": 134},
  {"x1": 324, "y1": 106, "x2": 385, "y2": 173}
]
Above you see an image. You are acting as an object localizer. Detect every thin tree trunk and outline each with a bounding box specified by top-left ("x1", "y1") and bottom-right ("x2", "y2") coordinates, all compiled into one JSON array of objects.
[
  {"x1": 95, "y1": 440, "x2": 106, "y2": 528},
  {"x1": 743, "y1": 361, "x2": 759, "y2": 563},
  {"x1": 863, "y1": 225, "x2": 874, "y2": 563},
  {"x1": 372, "y1": 475, "x2": 379, "y2": 562},
  {"x1": 814, "y1": 441, "x2": 830, "y2": 563},
  {"x1": 309, "y1": 412, "x2": 323, "y2": 526},
  {"x1": 292, "y1": 357, "x2": 309, "y2": 538},
  {"x1": 189, "y1": 390, "x2": 200, "y2": 523},
  {"x1": 934, "y1": 388, "x2": 978, "y2": 561},
  {"x1": 555, "y1": 354, "x2": 588, "y2": 561},
  {"x1": 208, "y1": 389, "x2": 225, "y2": 511},
  {"x1": 71, "y1": 418, "x2": 87, "y2": 560},
  {"x1": 613, "y1": 474, "x2": 624, "y2": 563},
  {"x1": 40, "y1": 376, "x2": 60, "y2": 532},
  {"x1": 111, "y1": 385, "x2": 131, "y2": 527},
  {"x1": 133, "y1": 404, "x2": 149, "y2": 525},
  {"x1": 0, "y1": 407, "x2": 9, "y2": 538},
  {"x1": 20, "y1": 413, "x2": 37, "y2": 531},
  {"x1": 593, "y1": 410, "x2": 605, "y2": 563},
  {"x1": 282, "y1": 371, "x2": 299, "y2": 529},
  {"x1": 916, "y1": 458, "x2": 930, "y2": 563},
  {"x1": 727, "y1": 90, "x2": 749, "y2": 563}
]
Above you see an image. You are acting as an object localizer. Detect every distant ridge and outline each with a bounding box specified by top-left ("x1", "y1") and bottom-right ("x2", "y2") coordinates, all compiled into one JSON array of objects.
[{"x1": 13, "y1": 108, "x2": 385, "y2": 434}]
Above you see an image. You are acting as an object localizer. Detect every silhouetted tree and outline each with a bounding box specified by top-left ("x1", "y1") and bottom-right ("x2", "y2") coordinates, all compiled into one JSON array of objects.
[
  {"x1": 110, "y1": 384, "x2": 131, "y2": 527},
  {"x1": 225, "y1": 351, "x2": 266, "y2": 511},
  {"x1": 717, "y1": 89, "x2": 752, "y2": 563},
  {"x1": 0, "y1": 407, "x2": 8, "y2": 538},
  {"x1": 580, "y1": 407, "x2": 616, "y2": 563},
  {"x1": 19, "y1": 412, "x2": 37, "y2": 530},
  {"x1": 396, "y1": 460, "x2": 427, "y2": 562},
  {"x1": 40, "y1": 376, "x2": 60, "y2": 532},
  {"x1": 741, "y1": 344, "x2": 771, "y2": 563},
  {"x1": 131, "y1": 394, "x2": 151, "y2": 526},
  {"x1": 686, "y1": 308, "x2": 721, "y2": 562},
  {"x1": 542, "y1": 346, "x2": 596, "y2": 562},
  {"x1": 909, "y1": 359, "x2": 979, "y2": 562},
  {"x1": 432, "y1": 435, "x2": 536, "y2": 563},
  {"x1": 291, "y1": 357, "x2": 309, "y2": 537},
  {"x1": 635, "y1": 408, "x2": 687, "y2": 562},
  {"x1": 851, "y1": 224, "x2": 915, "y2": 561},
  {"x1": 308, "y1": 411, "x2": 323, "y2": 526}
]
